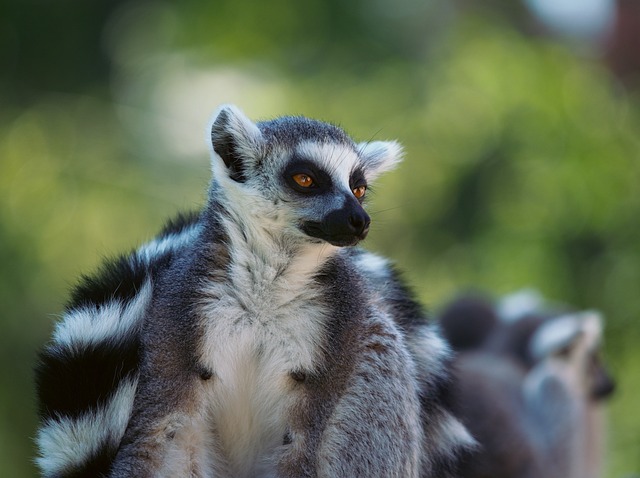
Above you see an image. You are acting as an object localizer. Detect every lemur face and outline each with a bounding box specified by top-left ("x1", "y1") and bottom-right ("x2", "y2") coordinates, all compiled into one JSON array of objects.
[
  {"x1": 279, "y1": 142, "x2": 369, "y2": 246},
  {"x1": 529, "y1": 311, "x2": 615, "y2": 401},
  {"x1": 208, "y1": 105, "x2": 403, "y2": 247}
]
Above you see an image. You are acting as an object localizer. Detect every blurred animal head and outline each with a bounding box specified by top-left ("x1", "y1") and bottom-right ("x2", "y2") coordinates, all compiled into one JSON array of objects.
[{"x1": 528, "y1": 310, "x2": 615, "y2": 401}]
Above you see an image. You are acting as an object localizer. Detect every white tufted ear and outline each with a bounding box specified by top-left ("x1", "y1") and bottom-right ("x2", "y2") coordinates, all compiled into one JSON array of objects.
[
  {"x1": 209, "y1": 105, "x2": 264, "y2": 182},
  {"x1": 357, "y1": 140, "x2": 404, "y2": 183},
  {"x1": 530, "y1": 315, "x2": 582, "y2": 362},
  {"x1": 497, "y1": 289, "x2": 544, "y2": 323},
  {"x1": 529, "y1": 311, "x2": 603, "y2": 362}
]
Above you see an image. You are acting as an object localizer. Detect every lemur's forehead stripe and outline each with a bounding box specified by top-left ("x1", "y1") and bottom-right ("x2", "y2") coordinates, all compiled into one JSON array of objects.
[
  {"x1": 295, "y1": 141, "x2": 362, "y2": 186},
  {"x1": 257, "y1": 116, "x2": 354, "y2": 148}
]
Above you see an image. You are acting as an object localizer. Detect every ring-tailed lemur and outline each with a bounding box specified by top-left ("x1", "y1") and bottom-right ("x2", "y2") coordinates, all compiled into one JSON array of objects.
[
  {"x1": 440, "y1": 292, "x2": 615, "y2": 478},
  {"x1": 35, "y1": 105, "x2": 474, "y2": 478}
]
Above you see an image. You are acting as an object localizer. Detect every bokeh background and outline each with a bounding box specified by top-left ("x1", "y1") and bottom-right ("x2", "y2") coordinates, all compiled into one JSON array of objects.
[{"x1": 2, "y1": 0, "x2": 639, "y2": 476}]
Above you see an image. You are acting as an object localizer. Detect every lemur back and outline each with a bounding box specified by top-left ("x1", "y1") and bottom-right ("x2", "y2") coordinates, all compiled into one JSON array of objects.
[{"x1": 35, "y1": 106, "x2": 474, "y2": 478}]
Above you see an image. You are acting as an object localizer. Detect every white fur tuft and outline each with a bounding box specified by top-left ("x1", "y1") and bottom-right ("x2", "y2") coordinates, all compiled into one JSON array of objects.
[
  {"x1": 137, "y1": 224, "x2": 200, "y2": 265},
  {"x1": 530, "y1": 311, "x2": 603, "y2": 361},
  {"x1": 357, "y1": 140, "x2": 404, "y2": 182},
  {"x1": 354, "y1": 251, "x2": 391, "y2": 279}
]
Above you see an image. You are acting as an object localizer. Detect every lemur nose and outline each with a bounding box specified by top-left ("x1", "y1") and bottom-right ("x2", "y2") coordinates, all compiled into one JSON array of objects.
[{"x1": 350, "y1": 211, "x2": 371, "y2": 236}]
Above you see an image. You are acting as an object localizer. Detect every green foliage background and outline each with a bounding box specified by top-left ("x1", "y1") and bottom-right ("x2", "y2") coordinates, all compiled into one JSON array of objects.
[{"x1": 1, "y1": 1, "x2": 638, "y2": 476}]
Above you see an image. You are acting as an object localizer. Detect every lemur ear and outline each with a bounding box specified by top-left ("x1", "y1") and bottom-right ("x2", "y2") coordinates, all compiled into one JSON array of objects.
[
  {"x1": 530, "y1": 314, "x2": 586, "y2": 361},
  {"x1": 209, "y1": 105, "x2": 263, "y2": 182},
  {"x1": 357, "y1": 140, "x2": 404, "y2": 182}
]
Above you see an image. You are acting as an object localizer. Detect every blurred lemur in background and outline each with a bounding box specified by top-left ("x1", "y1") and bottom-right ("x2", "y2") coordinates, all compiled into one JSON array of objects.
[
  {"x1": 35, "y1": 105, "x2": 475, "y2": 477},
  {"x1": 440, "y1": 290, "x2": 615, "y2": 478}
]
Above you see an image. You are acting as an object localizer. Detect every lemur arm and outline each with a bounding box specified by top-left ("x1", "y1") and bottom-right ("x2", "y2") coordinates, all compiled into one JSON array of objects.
[
  {"x1": 108, "y1": 309, "x2": 209, "y2": 478},
  {"x1": 314, "y1": 321, "x2": 423, "y2": 478},
  {"x1": 108, "y1": 368, "x2": 198, "y2": 477}
]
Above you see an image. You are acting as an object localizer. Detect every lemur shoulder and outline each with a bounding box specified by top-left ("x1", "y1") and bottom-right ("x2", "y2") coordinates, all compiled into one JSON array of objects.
[{"x1": 35, "y1": 105, "x2": 474, "y2": 478}]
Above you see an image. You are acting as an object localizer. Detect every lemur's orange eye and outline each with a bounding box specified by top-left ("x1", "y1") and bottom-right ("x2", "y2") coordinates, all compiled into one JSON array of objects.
[
  {"x1": 293, "y1": 174, "x2": 314, "y2": 188},
  {"x1": 352, "y1": 186, "x2": 366, "y2": 199}
]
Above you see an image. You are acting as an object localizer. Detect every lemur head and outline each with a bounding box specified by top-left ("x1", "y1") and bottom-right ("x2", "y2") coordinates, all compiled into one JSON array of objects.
[
  {"x1": 529, "y1": 311, "x2": 615, "y2": 401},
  {"x1": 208, "y1": 105, "x2": 402, "y2": 247}
]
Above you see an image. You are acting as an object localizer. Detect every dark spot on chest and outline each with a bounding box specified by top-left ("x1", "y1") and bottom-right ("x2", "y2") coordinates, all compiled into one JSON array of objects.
[
  {"x1": 367, "y1": 342, "x2": 388, "y2": 353},
  {"x1": 290, "y1": 370, "x2": 307, "y2": 383},
  {"x1": 195, "y1": 364, "x2": 214, "y2": 381}
]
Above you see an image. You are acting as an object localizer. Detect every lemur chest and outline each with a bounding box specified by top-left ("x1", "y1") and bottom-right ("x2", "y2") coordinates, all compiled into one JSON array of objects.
[{"x1": 198, "y1": 279, "x2": 327, "y2": 476}]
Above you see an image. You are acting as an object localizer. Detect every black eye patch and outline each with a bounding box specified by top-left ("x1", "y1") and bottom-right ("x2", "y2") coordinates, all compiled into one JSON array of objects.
[
  {"x1": 349, "y1": 167, "x2": 367, "y2": 201},
  {"x1": 283, "y1": 159, "x2": 333, "y2": 194},
  {"x1": 349, "y1": 167, "x2": 366, "y2": 190}
]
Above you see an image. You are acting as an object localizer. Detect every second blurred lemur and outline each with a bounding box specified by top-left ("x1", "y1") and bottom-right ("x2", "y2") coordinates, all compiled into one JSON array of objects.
[{"x1": 440, "y1": 290, "x2": 615, "y2": 478}]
